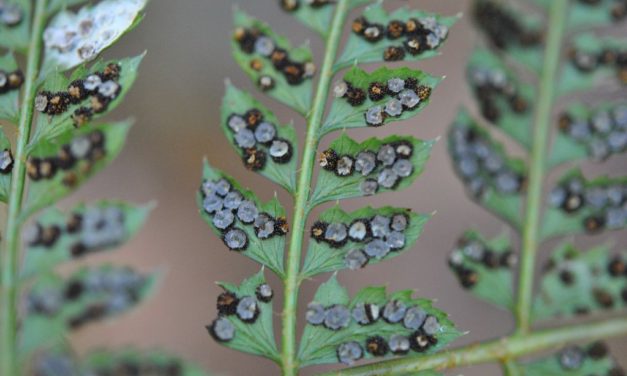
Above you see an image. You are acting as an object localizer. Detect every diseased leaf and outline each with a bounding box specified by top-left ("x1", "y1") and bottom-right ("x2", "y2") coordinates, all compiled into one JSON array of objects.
[
  {"x1": 209, "y1": 270, "x2": 279, "y2": 363},
  {"x1": 0, "y1": 52, "x2": 22, "y2": 123},
  {"x1": 81, "y1": 349, "x2": 207, "y2": 376},
  {"x1": 42, "y1": 0, "x2": 147, "y2": 73},
  {"x1": 24, "y1": 121, "x2": 132, "y2": 219},
  {"x1": 221, "y1": 83, "x2": 298, "y2": 193},
  {"x1": 471, "y1": 0, "x2": 545, "y2": 74},
  {"x1": 197, "y1": 160, "x2": 287, "y2": 277},
  {"x1": 467, "y1": 49, "x2": 536, "y2": 149},
  {"x1": 21, "y1": 201, "x2": 152, "y2": 279},
  {"x1": 533, "y1": 243, "x2": 627, "y2": 321},
  {"x1": 335, "y1": 3, "x2": 459, "y2": 71},
  {"x1": 559, "y1": 33, "x2": 627, "y2": 96},
  {"x1": 449, "y1": 110, "x2": 525, "y2": 230},
  {"x1": 232, "y1": 9, "x2": 313, "y2": 115},
  {"x1": 321, "y1": 66, "x2": 441, "y2": 135},
  {"x1": 548, "y1": 102, "x2": 627, "y2": 168},
  {"x1": 533, "y1": 0, "x2": 627, "y2": 30},
  {"x1": 301, "y1": 205, "x2": 430, "y2": 277},
  {"x1": 310, "y1": 134, "x2": 434, "y2": 207},
  {"x1": 297, "y1": 275, "x2": 461, "y2": 367},
  {"x1": 29, "y1": 54, "x2": 144, "y2": 147},
  {"x1": 0, "y1": 127, "x2": 13, "y2": 202},
  {"x1": 448, "y1": 231, "x2": 515, "y2": 311},
  {"x1": 541, "y1": 169, "x2": 627, "y2": 240},
  {"x1": 0, "y1": 0, "x2": 31, "y2": 51}
]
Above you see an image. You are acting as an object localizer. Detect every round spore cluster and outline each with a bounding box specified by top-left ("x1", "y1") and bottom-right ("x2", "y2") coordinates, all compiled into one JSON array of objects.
[
  {"x1": 279, "y1": 0, "x2": 333, "y2": 12},
  {"x1": 233, "y1": 26, "x2": 315, "y2": 90},
  {"x1": 24, "y1": 205, "x2": 127, "y2": 259},
  {"x1": 26, "y1": 267, "x2": 147, "y2": 329},
  {"x1": 548, "y1": 175, "x2": 627, "y2": 233},
  {"x1": 450, "y1": 121, "x2": 526, "y2": 198},
  {"x1": 0, "y1": 2, "x2": 23, "y2": 27},
  {"x1": 311, "y1": 212, "x2": 411, "y2": 270},
  {"x1": 558, "y1": 104, "x2": 627, "y2": 162},
  {"x1": 350, "y1": 15, "x2": 449, "y2": 62},
  {"x1": 26, "y1": 129, "x2": 107, "y2": 188},
  {"x1": 569, "y1": 44, "x2": 627, "y2": 84},
  {"x1": 35, "y1": 63, "x2": 122, "y2": 127},
  {"x1": 473, "y1": 0, "x2": 542, "y2": 50},
  {"x1": 320, "y1": 141, "x2": 415, "y2": 196},
  {"x1": 575, "y1": 0, "x2": 627, "y2": 23},
  {"x1": 207, "y1": 283, "x2": 273, "y2": 343},
  {"x1": 468, "y1": 66, "x2": 529, "y2": 123},
  {"x1": 0, "y1": 68, "x2": 24, "y2": 94},
  {"x1": 556, "y1": 342, "x2": 624, "y2": 375},
  {"x1": 0, "y1": 148, "x2": 14, "y2": 175},
  {"x1": 448, "y1": 235, "x2": 517, "y2": 289},
  {"x1": 200, "y1": 177, "x2": 288, "y2": 251},
  {"x1": 332, "y1": 76, "x2": 431, "y2": 126},
  {"x1": 226, "y1": 109, "x2": 293, "y2": 171},
  {"x1": 305, "y1": 299, "x2": 442, "y2": 364}
]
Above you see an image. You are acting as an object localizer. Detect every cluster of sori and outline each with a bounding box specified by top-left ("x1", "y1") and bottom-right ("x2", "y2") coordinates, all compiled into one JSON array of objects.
[
  {"x1": 577, "y1": 0, "x2": 627, "y2": 22},
  {"x1": 311, "y1": 212, "x2": 411, "y2": 270},
  {"x1": 26, "y1": 267, "x2": 146, "y2": 329},
  {"x1": 350, "y1": 16, "x2": 449, "y2": 62},
  {"x1": 0, "y1": 1, "x2": 22, "y2": 27},
  {"x1": 333, "y1": 77, "x2": 431, "y2": 126},
  {"x1": 26, "y1": 129, "x2": 107, "y2": 187},
  {"x1": 448, "y1": 235, "x2": 517, "y2": 289},
  {"x1": 207, "y1": 283, "x2": 274, "y2": 342},
  {"x1": 450, "y1": 122, "x2": 526, "y2": 197},
  {"x1": 557, "y1": 342, "x2": 625, "y2": 375},
  {"x1": 569, "y1": 45, "x2": 627, "y2": 84},
  {"x1": 35, "y1": 63, "x2": 122, "y2": 126},
  {"x1": 233, "y1": 26, "x2": 315, "y2": 90},
  {"x1": 319, "y1": 141, "x2": 415, "y2": 196},
  {"x1": 200, "y1": 178, "x2": 288, "y2": 251},
  {"x1": 473, "y1": 0, "x2": 542, "y2": 50},
  {"x1": 226, "y1": 109, "x2": 293, "y2": 171},
  {"x1": 0, "y1": 67, "x2": 24, "y2": 94},
  {"x1": 24, "y1": 206, "x2": 127, "y2": 257},
  {"x1": 558, "y1": 104, "x2": 627, "y2": 161},
  {"x1": 305, "y1": 300, "x2": 442, "y2": 364},
  {"x1": 468, "y1": 66, "x2": 529, "y2": 123},
  {"x1": 0, "y1": 148, "x2": 13, "y2": 174},
  {"x1": 549, "y1": 176, "x2": 627, "y2": 233},
  {"x1": 279, "y1": 0, "x2": 332, "y2": 12}
]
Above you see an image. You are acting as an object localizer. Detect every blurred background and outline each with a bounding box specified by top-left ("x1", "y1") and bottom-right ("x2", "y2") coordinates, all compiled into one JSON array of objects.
[{"x1": 53, "y1": 0, "x2": 627, "y2": 375}]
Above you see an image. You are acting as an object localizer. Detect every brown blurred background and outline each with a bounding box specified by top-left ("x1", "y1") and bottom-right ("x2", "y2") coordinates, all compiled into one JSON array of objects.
[{"x1": 52, "y1": 0, "x2": 627, "y2": 375}]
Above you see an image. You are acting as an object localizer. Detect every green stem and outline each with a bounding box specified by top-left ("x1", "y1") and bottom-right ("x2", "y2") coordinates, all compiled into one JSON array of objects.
[
  {"x1": 502, "y1": 359, "x2": 521, "y2": 376},
  {"x1": 515, "y1": 0, "x2": 568, "y2": 334},
  {"x1": 280, "y1": 1, "x2": 351, "y2": 375},
  {"x1": 321, "y1": 317, "x2": 627, "y2": 376},
  {"x1": 1, "y1": 0, "x2": 48, "y2": 374}
]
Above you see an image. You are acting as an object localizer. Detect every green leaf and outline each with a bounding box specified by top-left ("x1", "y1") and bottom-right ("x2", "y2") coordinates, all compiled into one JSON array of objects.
[
  {"x1": 21, "y1": 201, "x2": 152, "y2": 279},
  {"x1": 533, "y1": 243, "x2": 627, "y2": 321},
  {"x1": 548, "y1": 102, "x2": 627, "y2": 168},
  {"x1": 232, "y1": 9, "x2": 313, "y2": 115},
  {"x1": 541, "y1": 169, "x2": 627, "y2": 240},
  {"x1": 210, "y1": 270, "x2": 279, "y2": 363},
  {"x1": 321, "y1": 66, "x2": 441, "y2": 135},
  {"x1": 80, "y1": 349, "x2": 208, "y2": 376},
  {"x1": 302, "y1": 205, "x2": 430, "y2": 277},
  {"x1": 533, "y1": 0, "x2": 627, "y2": 30},
  {"x1": 298, "y1": 275, "x2": 462, "y2": 367},
  {"x1": 197, "y1": 160, "x2": 287, "y2": 277},
  {"x1": 310, "y1": 134, "x2": 434, "y2": 207},
  {"x1": 0, "y1": 0, "x2": 32, "y2": 51},
  {"x1": 467, "y1": 49, "x2": 536, "y2": 149},
  {"x1": 46, "y1": 0, "x2": 90, "y2": 15},
  {"x1": 471, "y1": 0, "x2": 544, "y2": 75},
  {"x1": 220, "y1": 83, "x2": 298, "y2": 193},
  {"x1": 278, "y1": 0, "x2": 370, "y2": 38},
  {"x1": 448, "y1": 231, "x2": 515, "y2": 311},
  {"x1": 29, "y1": 54, "x2": 144, "y2": 147},
  {"x1": 24, "y1": 121, "x2": 132, "y2": 219},
  {"x1": 520, "y1": 342, "x2": 621, "y2": 376},
  {"x1": 42, "y1": 0, "x2": 147, "y2": 73},
  {"x1": 0, "y1": 52, "x2": 21, "y2": 123},
  {"x1": 335, "y1": 3, "x2": 459, "y2": 71},
  {"x1": 558, "y1": 33, "x2": 627, "y2": 96},
  {"x1": 0, "y1": 127, "x2": 13, "y2": 203},
  {"x1": 449, "y1": 110, "x2": 525, "y2": 230}
]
